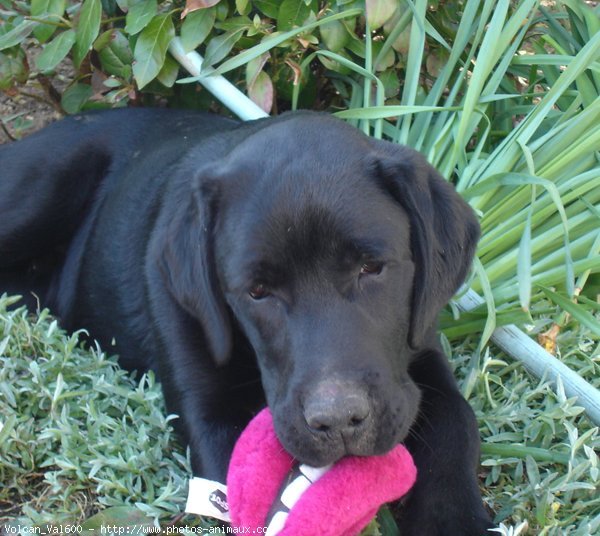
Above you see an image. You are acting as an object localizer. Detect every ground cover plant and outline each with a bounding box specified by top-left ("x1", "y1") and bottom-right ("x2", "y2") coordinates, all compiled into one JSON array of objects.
[{"x1": 1, "y1": 0, "x2": 599, "y2": 534}]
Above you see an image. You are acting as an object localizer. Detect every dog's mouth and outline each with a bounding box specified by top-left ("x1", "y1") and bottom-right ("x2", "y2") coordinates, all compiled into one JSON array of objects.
[
  {"x1": 272, "y1": 406, "x2": 412, "y2": 468},
  {"x1": 263, "y1": 373, "x2": 421, "y2": 467}
]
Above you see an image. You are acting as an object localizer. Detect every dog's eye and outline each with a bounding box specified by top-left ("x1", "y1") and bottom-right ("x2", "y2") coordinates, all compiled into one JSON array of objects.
[
  {"x1": 248, "y1": 283, "x2": 270, "y2": 300},
  {"x1": 360, "y1": 261, "x2": 384, "y2": 276}
]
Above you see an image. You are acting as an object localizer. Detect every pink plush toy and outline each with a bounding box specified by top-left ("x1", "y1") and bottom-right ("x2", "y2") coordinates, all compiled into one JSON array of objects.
[{"x1": 226, "y1": 408, "x2": 417, "y2": 536}]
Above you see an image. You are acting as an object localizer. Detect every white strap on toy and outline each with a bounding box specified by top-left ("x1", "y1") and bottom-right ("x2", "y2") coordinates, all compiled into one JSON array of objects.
[{"x1": 265, "y1": 464, "x2": 331, "y2": 536}]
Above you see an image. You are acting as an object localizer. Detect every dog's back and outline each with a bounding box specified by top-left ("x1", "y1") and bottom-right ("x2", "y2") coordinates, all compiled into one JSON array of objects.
[{"x1": 0, "y1": 108, "x2": 237, "y2": 314}]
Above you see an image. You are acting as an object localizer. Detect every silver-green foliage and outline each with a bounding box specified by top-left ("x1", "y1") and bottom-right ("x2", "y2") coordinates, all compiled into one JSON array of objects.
[
  {"x1": 0, "y1": 295, "x2": 190, "y2": 525},
  {"x1": 451, "y1": 336, "x2": 600, "y2": 535}
]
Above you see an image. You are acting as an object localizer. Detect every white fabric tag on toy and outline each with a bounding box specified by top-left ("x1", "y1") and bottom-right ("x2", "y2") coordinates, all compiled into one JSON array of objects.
[{"x1": 185, "y1": 477, "x2": 231, "y2": 522}]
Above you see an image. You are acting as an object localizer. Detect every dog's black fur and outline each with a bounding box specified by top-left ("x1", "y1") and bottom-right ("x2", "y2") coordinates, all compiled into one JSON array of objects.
[{"x1": 0, "y1": 109, "x2": 492, "y2": 534}]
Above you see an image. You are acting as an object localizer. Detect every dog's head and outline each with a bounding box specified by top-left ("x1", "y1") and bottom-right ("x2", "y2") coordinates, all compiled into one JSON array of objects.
[{"x1": 159, "y1": 113, "x2": 479, "y2": 466}]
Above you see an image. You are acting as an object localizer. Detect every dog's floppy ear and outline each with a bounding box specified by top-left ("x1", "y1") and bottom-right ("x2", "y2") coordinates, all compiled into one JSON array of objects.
[
  {"x1": 374, "y1": 145, "x2": 480, "y2": 348},
  {"x1": 155, "y1": 174, "x2": 232, "y2": 367}
]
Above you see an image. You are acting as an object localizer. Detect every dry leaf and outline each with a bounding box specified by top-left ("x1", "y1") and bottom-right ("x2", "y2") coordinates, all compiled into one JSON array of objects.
[
  {"x1": 182, "y1": 0, "x2": 221, "y2": 19},
  {"x1": 538, "y1": 323, "x2": 560, "y2": 355}
]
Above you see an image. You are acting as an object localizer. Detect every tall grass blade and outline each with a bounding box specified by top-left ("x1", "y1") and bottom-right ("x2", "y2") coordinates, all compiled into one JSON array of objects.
[{"x1": 539, "y1": 286, "x2": 600, "y2": 337}]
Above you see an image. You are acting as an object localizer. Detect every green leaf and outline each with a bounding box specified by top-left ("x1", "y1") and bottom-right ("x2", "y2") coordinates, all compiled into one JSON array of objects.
[
  {"x1": 31, "y1": 0, "x2": 66, "y2": 43},
  {"x1": 215, "y1": 8, "x2": 362, "y2": 75},
  {"x1": 372, "y1": 39, "x2": 396, "y2": 71},
  {"x1": 156, "y1": 54, "x2": 179, "y2": 87},
  {"x1": 0, "y1": 21, "x2": 36, "y2": 52},
  {"x1": 95, "y1": 29, "x2": 133, "y2": 79},
  {"x1": 517, "y1": 208, "x2": 533, "y2": 311},
  {"x1": 203, "y1": 27, "x2": 245, "y2": 66},
  {"x1": 0, "y1": 49, "x2": 28, "y2": 90},
  {"x1": 180, "y1": 6, "x2": 216, "y2": 52},
  {"x1": 440, "y1": 308, "x2": 530, "y2": 340},
  {"x1": 473, "y1": 256, "x2": 496, "y2": 350},
  {"x1": 320, "y1": 19, "x2": 349, "y2": 53},
  {"x1": 125, "y1": 0, "x2": 157, "y2": 36},
  {"x1": 102, "y1": 77, "x2": 121, "y2": 88},
  {"x1": 133, "y1": 13, "x2": 175, "y2": 89},
  {"x1": 245, "y1": 52, "x2": 269, "y2": 88},
  {"x1": 525, "y1": 455, "x2": 540, "y2": 486},
  {"x1": 61, "y1": 83, "x2": 93, "y2": 113},
  {"x1": 236, "y1": 0, "x2": 251, "y2": 16},
  {"x1": 0, "y1": 414, "x2": 16, "y2": 445},
  {"x1": 317, "y1": 48, "x2": 353, "y2": 75},
  {"x1": 334, "y1": 104, "x2": 460, "y2": 119},
  {"x1": 379, "y1": 69, "x2": 400, "y2": 98},
  {"x1": 101, "y1": 0, "x2": 118, "y2": 16},
  {"x1": 253, "y1": 0, "x2": 280, "y2": 19},
  {"x1": 73, "y1": 0, "x2": 102, "y2": 67},
  {"x1": 577, "y1": 295, "x2": 600, "y2": 313},
  {"x1": 36, "y1": 29, "x2": 76, "y2": 72},
  {"x1": 277, "y1": 0, "x2": 312, "y2": 31},
  {"x1": 366, "y1": 0, "x2": 399, "y2": 30},
  {"x1": 376, "y1": 506, "x2": 400, "y2": 536},
  {"x1": 248, "y1": 70, "x2": 273, "y2": 113},
  {"x1": 82, "y1": 506, "x2": 153, "y2": 529}
]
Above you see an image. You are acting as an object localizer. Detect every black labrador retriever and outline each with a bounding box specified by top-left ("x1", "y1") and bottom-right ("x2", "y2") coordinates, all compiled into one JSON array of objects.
[{"x1": 0, "y1": 109, "x2": 492, "y2": 534}]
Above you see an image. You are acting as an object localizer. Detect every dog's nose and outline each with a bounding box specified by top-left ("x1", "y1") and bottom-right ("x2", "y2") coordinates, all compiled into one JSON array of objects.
[{"x1": 304, "y1": 380, "x2": 370, "y2": 434}]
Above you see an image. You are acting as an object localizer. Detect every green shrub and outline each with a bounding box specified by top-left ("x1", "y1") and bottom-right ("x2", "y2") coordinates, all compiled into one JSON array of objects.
[
  {"x1": 0, "y1": 296, "x2": 190, "y2": 525},
  {"x1": 0, "y1": 0, "x2": 380, "y2": 113}
]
